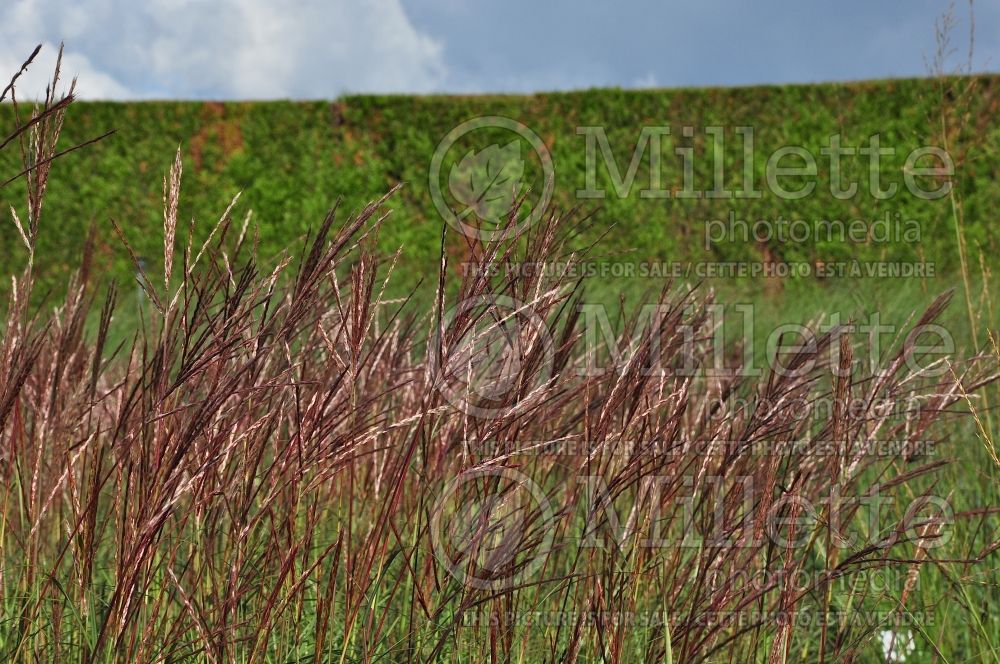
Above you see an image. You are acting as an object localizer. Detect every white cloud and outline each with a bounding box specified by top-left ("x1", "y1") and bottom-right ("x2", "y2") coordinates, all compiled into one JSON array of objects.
[
  {"x1": 631, "y1": 72, "x2": 658, "y2": 89},
  {"x1": 0, "y1": 0, "x2": 446, "y2": 100},
  {"x1": 0, "y1": 43, "x2": 134, "y2": 100},
  {"x1": 4, "y1": 0, "x2": 994, "y2": 100}
]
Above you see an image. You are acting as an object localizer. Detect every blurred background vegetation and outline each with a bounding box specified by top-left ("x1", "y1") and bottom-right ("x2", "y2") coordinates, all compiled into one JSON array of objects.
[{"x1": 1, "y1": 76, "x2": 998, "y2": 305}]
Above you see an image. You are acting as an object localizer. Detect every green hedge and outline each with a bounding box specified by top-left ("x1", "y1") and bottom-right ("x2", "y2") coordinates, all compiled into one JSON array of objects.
[{"x1": 2, "y1": 77, "x2": 998, "y2": 297}]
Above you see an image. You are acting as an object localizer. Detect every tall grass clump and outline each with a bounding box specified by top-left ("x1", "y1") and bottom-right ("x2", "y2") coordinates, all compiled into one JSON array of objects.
[
  {"x1": 927, "y1": 2, "x2": 1000, "y2": 460},
  {"x1": 1, "y1": 46, "x2": 999, "y2": 663}
]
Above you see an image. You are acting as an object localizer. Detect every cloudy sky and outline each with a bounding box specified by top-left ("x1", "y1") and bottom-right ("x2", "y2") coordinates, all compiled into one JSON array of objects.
[{"x1": 1, "y1": 0, "x2": 996, "y2": 100}]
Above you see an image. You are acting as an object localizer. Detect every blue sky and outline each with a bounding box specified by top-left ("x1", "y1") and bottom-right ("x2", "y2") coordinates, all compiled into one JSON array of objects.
[{"x1": 1, "y1": 0, "x2": 996, "y2": 100}]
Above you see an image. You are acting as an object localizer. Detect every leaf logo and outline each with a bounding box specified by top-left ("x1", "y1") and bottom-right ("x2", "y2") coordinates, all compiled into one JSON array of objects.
[
  {"x1": 430, "y1": 116, "x2": 554, "y2": 240},
  {"x1": 448, "y1": 140, "x2": 525, "y2": 225}
]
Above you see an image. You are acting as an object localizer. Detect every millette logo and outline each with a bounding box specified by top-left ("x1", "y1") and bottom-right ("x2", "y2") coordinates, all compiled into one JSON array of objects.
[{"x1": 430, "y1": 116, "x2": 555, "y2": 239}]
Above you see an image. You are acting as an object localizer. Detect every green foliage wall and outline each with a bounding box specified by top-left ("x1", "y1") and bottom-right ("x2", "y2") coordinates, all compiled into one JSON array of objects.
[{"x1": 1, "y1": 77, "x2": 998, "y2": 297}]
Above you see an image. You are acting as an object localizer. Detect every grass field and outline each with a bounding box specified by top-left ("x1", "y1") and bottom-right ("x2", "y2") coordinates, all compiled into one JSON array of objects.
[{"x1": 1, "y1": 47, "x2": 999, "y2": 663}]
